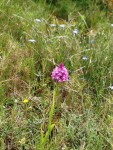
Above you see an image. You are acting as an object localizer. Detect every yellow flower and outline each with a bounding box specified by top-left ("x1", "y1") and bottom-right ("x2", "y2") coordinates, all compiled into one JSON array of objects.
[{"x1": 23, "y1": 99, "x2": 29, "y2": 103}]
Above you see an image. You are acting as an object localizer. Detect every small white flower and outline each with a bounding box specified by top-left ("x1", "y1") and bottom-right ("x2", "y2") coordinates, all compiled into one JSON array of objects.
[
  {"x1": 33, "y1": 96, "x2": 38, "y2": 100},
  {"x1": 29, "y1": 106, "x2": 32, "y2": 110},
  {"x1": 81, "y1": 77, "x2": 84, "y2": 80},
  {"x1": 90, "y1": 39, "x2": 94, "y2": 44},
  {"x1": 34, "y1": 19, "x2": 41, "y2": 23},
  {"x1": 111, "y1": 24, "x2": 113, "y2": 27},
  {"x1": 59, "y1": 24, "x2": 65, "y2": 28},
  {"x1": 28, "y1": 39, "x2": 36, "y2": 43},
  {"x1": 15, "y1": 99, "x2": 18, "y2": 103},
  {"x1": 109, "y1": 86, "x2": 113, "y2": 90},
  {"x1": 50, "y1": 24, "x2": 56, "y2": 27},
  {"x1": 73, "y1": 29, "x2": 78, "y2": 35},
  {"x1": 82, "y1": 56, "x2": 88, "y2": 60}
]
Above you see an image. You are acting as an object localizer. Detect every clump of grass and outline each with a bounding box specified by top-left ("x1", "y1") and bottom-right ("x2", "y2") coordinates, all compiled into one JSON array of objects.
[{"x1": 61, "y1": 109, "x2": 111, "y2": 149}]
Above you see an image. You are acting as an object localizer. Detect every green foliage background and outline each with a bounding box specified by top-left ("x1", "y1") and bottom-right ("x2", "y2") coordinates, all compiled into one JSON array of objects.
[{"x1": 0, "y1": 0, "x2": 113, "y2": 149}]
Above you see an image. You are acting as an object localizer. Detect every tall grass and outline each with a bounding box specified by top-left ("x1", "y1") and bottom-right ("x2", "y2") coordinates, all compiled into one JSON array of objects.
[{"x1": 0, "y1": 0, "x2": 113, "y2": 149}]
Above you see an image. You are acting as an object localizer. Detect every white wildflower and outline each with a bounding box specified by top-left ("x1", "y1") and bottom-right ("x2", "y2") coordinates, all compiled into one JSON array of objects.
[
  {"x1": 50, "y1": 24, "x2": 56, "y2": 27},
  {"x1": 73, "y1": 29, "x2": 78, "y2": 35},
  {"x1": 109, "y1": 86, "x2": 113, "y2": 90},
  {"x1": 34, "y1": 19, "x2": 41, "y2": 23},
  {"x1": 82, "y1": 56, "x2": 88, "y2": 60},
  {"x1": 28, "y1": 39, "x2": 36, "y2": 43},
  {"x1": 59, "y1": 24, "x2": 65, "y2": 28}
]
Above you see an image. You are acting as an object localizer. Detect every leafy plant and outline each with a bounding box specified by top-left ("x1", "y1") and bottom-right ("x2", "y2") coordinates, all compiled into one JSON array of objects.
[{"x1": 36, "y1": 90, "x2": 55, "y2": 150}]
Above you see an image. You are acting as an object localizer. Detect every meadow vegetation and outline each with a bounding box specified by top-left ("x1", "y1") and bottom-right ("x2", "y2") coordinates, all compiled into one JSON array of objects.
[{"x1": 1, "y1": 0, "x2": 113, "y2": 149}]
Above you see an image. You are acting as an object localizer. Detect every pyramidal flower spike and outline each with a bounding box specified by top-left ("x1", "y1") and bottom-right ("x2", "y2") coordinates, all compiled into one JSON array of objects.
[{"x1": 51, "y1": 63, "x2": 68, "y2": 83}]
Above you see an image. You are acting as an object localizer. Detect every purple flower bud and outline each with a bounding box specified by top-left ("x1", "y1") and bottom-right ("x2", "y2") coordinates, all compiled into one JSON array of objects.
[{"x1": 51, "y1": 63, "x2": 68, "y2": 82}]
